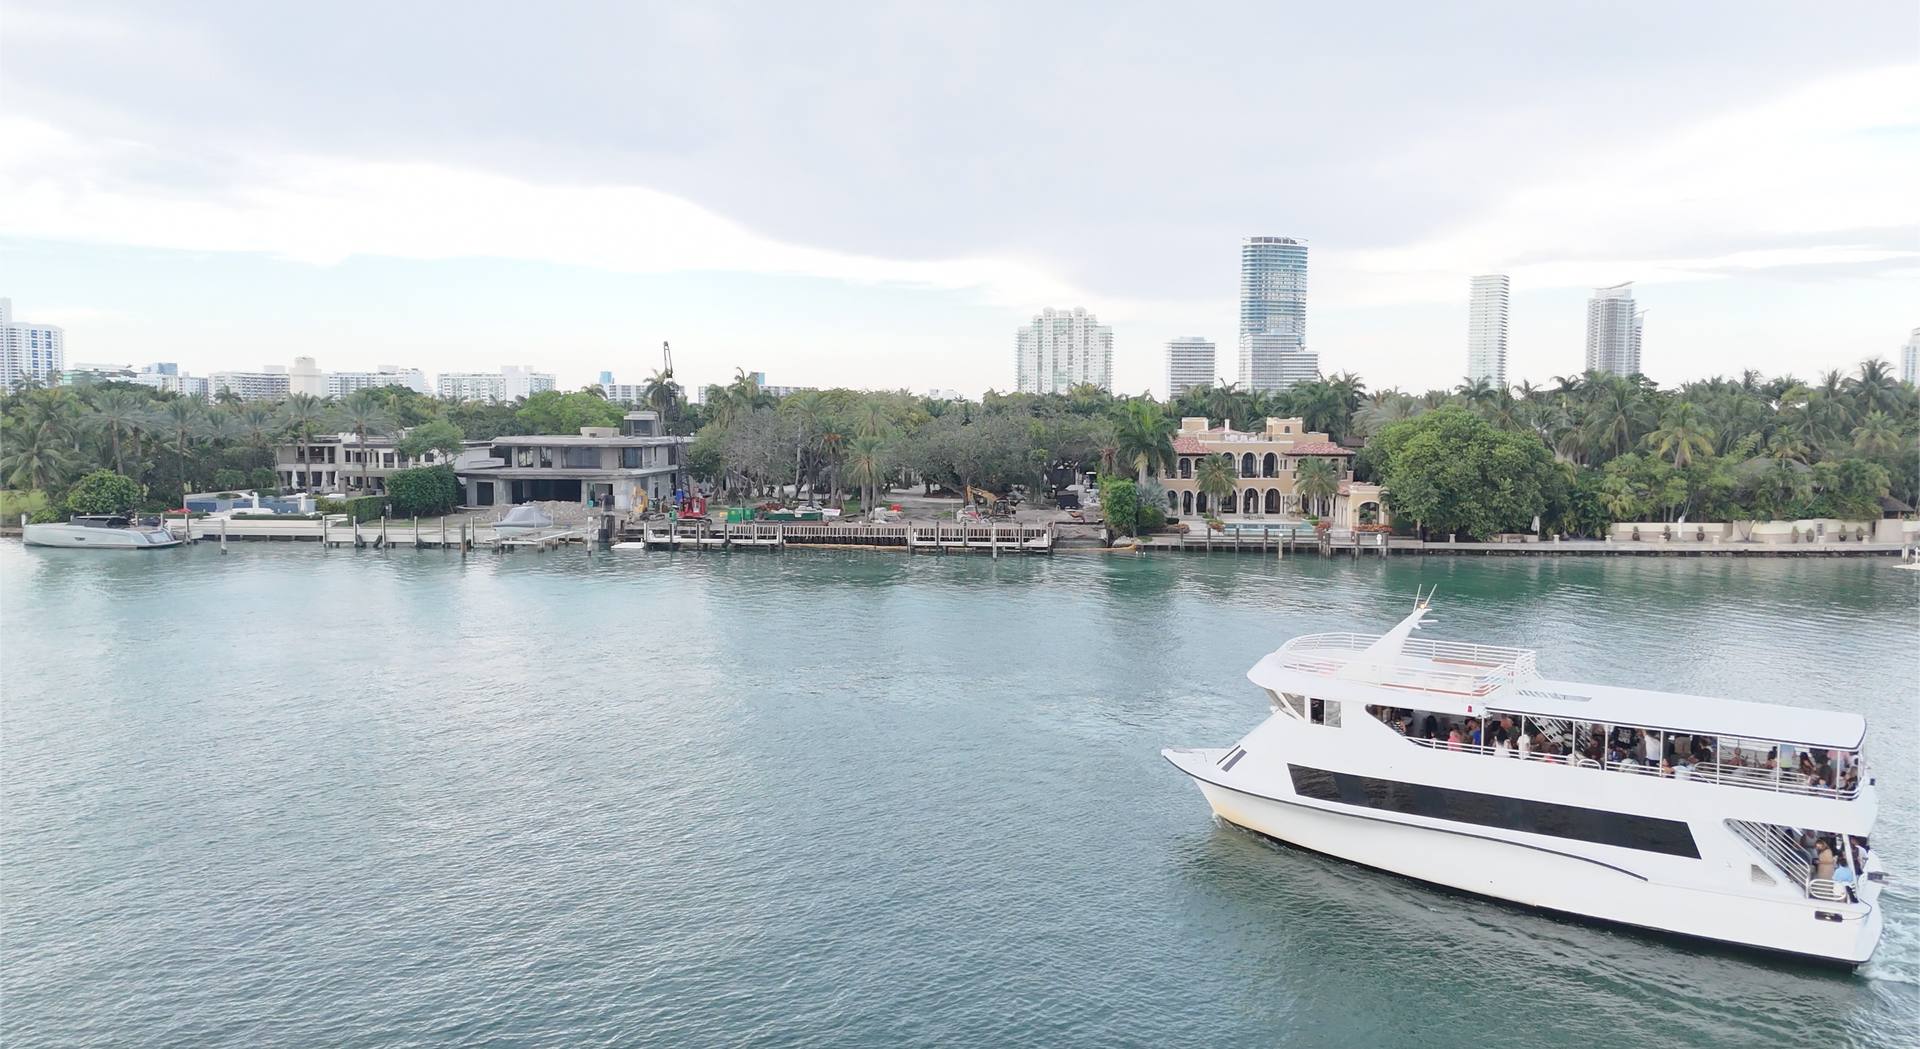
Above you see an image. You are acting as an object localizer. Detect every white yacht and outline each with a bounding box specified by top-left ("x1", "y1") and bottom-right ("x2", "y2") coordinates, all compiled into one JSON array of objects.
[
  {"x1": 1164, "y1": 596, "x2": 1886, "y2": 966},
  {"x1": 23, "y1": 515, "x2": 183, "y2": 549}
]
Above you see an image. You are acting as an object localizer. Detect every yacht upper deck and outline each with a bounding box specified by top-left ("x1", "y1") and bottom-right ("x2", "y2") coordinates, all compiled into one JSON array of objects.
[
  {"x1": 1276, "y1": 632, "x2": 1538, "y2": 698},
  {"x1": 1255, "y1": 604, "x2": 1867, "y2": 752}
]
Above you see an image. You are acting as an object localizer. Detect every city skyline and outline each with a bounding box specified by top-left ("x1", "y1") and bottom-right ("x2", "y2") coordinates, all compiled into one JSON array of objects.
[{"x1": 2, "y1": 6, "x2": 1912, "y2": 397}]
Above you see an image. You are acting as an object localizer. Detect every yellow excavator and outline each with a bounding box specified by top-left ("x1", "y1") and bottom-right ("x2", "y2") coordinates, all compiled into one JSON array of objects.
[{"x1": 964, "y1": 486, "x2": 1013, "y2": 520}]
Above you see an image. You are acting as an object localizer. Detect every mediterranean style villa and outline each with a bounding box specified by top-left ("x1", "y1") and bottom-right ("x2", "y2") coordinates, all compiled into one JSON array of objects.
[{"x1": 1161, "y1": 416, "x2": 1387, "y2": 529}]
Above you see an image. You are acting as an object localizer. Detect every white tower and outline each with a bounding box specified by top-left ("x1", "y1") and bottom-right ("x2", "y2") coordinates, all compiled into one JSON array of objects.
[
  {"x1": 1165, "y1": 337, "x2": 1216, "y2": 398},
  {"x1": 1585, "y1": 283, "x2": 1641, "y2": 377},
  {"x1": 1467, "y1": 275, "x2": 1509, "y2": 387}
]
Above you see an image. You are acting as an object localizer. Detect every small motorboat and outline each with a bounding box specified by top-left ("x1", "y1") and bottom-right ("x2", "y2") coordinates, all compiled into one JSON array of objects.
[
  {"x1": 23, "y1": 515, "x2": 183, "y2": 549},
  {"x1": 492, "y1": 504, "x2": 556, "y2": 537}
]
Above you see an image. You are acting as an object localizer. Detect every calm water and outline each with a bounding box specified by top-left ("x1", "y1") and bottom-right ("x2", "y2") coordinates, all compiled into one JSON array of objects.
[{"x1": 2, "y1": 542, "x2": 1915, "y2": 1047}]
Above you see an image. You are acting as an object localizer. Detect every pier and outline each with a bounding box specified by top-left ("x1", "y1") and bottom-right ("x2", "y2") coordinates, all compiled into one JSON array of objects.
[{"x1": 633, "y1": 519, "x2": 1054, "y2": 554}]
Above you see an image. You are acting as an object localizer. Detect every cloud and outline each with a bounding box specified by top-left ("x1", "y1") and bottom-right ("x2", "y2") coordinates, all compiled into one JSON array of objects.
[
  {"x1": 1, "y1": 116, "x2": 1104, "y2": 311},
  {"x1": 1319, "y1": 65, "x2": 1919, "y2": 306}
]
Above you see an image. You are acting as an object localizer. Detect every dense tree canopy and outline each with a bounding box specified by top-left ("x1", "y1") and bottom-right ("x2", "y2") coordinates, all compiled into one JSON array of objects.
[
  {"x1": 1371, "y1": 407, "x2": 1559, "y2": 539},
  {"x1": 3, "y1": 356, "x2": 1912, "y2": 532}
]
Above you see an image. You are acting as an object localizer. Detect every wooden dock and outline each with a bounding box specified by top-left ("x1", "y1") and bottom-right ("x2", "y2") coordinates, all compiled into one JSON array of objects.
[{"x1": 635, "y1": 520, "x2": 1053, "y2": 554}]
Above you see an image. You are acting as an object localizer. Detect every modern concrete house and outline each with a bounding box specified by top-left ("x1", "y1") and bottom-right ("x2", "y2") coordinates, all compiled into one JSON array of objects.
[
  {"x1": 455, "y1": 411, "x2": 691, "y2": 511},
  {"x1": 276, "y1": 432, "x2": 453, "y2": 494}
]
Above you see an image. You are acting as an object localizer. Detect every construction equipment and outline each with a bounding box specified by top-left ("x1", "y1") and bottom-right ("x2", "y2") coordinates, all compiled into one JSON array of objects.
[
  {"x1": 661, "y1": 341, "x2": 673, "y2": 380},
  {"x1": 964, "y1": 486, "x2": 1013, "y2": 520}
]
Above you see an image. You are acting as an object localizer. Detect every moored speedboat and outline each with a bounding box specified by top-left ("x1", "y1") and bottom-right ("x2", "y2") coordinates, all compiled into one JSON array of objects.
[
  {"x1": 22, "y1": 515, "x2": 183, "y2": 549},
  {"x1": 1164, "y1": 596, "x2": 1886, "y2": 966},
  {"x1": 493, "y1": 504, "x2": 555, "y2": 537}
]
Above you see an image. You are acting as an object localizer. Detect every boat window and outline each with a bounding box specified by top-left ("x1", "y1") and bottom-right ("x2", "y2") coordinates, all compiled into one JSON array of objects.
[
  {"x1": 1373, "y1": 705, "x2": 1867, "y2": 800},
  {"x1": 1289, "y1": 765, "x2": 1700, "y2": 858},
  {"x1": 1310, "y1": 698, "x2": 1340, "y2": 727}
]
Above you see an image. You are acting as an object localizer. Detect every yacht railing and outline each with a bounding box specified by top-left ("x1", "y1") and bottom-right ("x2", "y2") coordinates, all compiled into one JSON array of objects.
[
  {"x1": 1400, "y1": 735, "x2": 1862, "y2": 800},
  {"x1": 1278, "y1": 633, "x2": 1538, "y2": 697},
  {"x1": 1727, "y1": 819, "x2": 1816, "y2": 894}
]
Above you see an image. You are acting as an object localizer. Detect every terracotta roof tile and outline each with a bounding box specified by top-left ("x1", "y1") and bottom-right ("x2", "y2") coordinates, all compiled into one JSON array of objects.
[
  {"x1": 1287, "y1": 441, "x2": 1352, "y2": 456},
  {"x1": 1172, "y1": 436, "x2": 1208, "y2": 455}
]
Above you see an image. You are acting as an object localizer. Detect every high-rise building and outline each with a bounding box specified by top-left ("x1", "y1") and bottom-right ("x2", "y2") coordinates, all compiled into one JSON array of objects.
[
  {"x1": 437, "y1": 366, "x2": 556, "y2": 402},
  {"x1": 209, "y1": 366, "x2": 292, "y2": 401},
  {"x1": 1238, "y1": 238, "x2": 1316, "y2": 392},
  {"x1": 290, "y1": 357, "x2": 326, "y2": 398},
  {"x1": 1902, "y1": 329, "x2": 1918, "y2": 386},
  {"x1": 437, "y1": 373, "x2": 506, "y2": 401},
  {"x1": 1585, "y1": 283, "x2": 1642, "y2": 377},
  {"x1": 1165, "y1": 337, "x2": 1216, "y2": 398},
  {"x1": 501, "y1": 364, "x2": 557, "y2": 400},
  {"x1": 328, "y1": 366, "x2": 430, "y2": 398},
  {"x1": 1, "y1": 298, "x2": 67, "y2": 390},
  {"x1": 1467, "y1": 275, "x2": 1510, "y2": 387},
  {"x1": 1015, "y1": 307, "x2": 1112, "y2": 393}
]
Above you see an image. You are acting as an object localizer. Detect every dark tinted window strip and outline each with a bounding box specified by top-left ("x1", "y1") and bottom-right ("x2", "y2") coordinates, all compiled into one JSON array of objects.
[
  {"x1": 1288, "y1": 765, "x2": 1699, "y2": 859},
  {"x1": 1221, "y1": 749, "x2": 1247, "y2": 772}
]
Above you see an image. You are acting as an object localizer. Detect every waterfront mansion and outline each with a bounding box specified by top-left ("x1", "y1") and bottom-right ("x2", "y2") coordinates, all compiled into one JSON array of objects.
[{"x1": 1163, "y1": 416, "x2": 1386, "y2": 528}]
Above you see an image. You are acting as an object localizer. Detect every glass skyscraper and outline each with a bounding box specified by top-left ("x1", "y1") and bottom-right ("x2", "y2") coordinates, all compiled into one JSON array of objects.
[
  {"x1": 1467, "y1": 275, "x2": 1510, "y2": 387},
  {"x1": 1585, "y1": 283, "x2": 1642, "y2": 377},
  {"x1": 1238, "y1": 237, "x2": 1316, "y2": 392}
]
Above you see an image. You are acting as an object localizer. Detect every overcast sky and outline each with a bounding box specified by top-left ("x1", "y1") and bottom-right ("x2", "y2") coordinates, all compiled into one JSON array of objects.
[{"x1": 3, "y1": 1, "x2": 1915, "y2": 397}]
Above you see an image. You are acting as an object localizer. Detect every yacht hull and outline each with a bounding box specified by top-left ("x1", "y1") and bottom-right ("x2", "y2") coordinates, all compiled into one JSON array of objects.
[
  {"x1": 23, "y1": 523, "x2": 182, "y2": 548},
  {"x1": 1167, "y1": 751, "x2": 1882, "y2": 966}
]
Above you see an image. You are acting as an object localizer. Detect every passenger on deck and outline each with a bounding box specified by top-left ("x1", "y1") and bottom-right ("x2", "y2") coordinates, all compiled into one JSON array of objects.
[
  {"x1": 1422, "y1": 714, "x2": 1439, "y2": 740},
  {"x1": 1799, "y1": 829, "x2": 1821, "y2": 864},
  {"x1": 1446, "y1": 728, "x2": 1464, "y2": 751},
  {"x1": 1468, "y1": 718, "x2": 1483, "y2": 747},
  {"x1": 1814, "y1": 841, "x2": 1837, "y2": 882},
  {"x1": 1516, "y1": 731, "x2": 1532, "y2": 760}
]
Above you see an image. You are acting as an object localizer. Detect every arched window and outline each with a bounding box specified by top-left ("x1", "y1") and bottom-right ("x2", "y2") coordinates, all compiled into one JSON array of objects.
[
  {"x1": 1262, "y1": 452, "x2": 1278, "y2": 477},
  {"x1": 1220, "y1": 491, "x2": 1234, "y2": 514},
  {"x1": 1195, "y1": 493, "x2": 1207, "y2": 514},
  {"x1": 1243, "y1": 489, "x2": 1258, "y2": 515},
  {"x1": 1179, "y1": 458, "x2": 1192, "y2": 479},
  {"x1": 1265, "y1": 488, "x2": 1281, "y2": 514},
  {"x1": 1240, "y1": 453, "x2": 1256, "y2": 477},
  {"x1": 1183, "y1": 491, "x2": 1193, "y2": 514}
]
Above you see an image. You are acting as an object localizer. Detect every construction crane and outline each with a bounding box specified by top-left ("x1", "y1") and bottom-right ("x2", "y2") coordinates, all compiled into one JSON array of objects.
[{"x1": 661, "y1": 341, "x2": 673, "y2": 381}]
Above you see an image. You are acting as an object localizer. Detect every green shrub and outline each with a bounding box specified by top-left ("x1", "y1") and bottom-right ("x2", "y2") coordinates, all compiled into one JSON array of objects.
[
  {"x1": 28, "y1": 505, "x2": 67, "y2": 523},
  {"x1": 66, "y1": 470, "x2": 142, "y2": 516},
  {"x1": 249, "y1": 467, "x2": 280, "y2": 491},
  {"x1": 386, "y1": 465, "x2": 459, "y2": 516},
  {"x1": 1097, "y1": 477, "x2": 1139, "y2": 536},
  {"x1": 214, "y1": 469, "x2": 246, "y2": 490},
  {"x1": 317, "y1": 495, "x2": 384, "y2": 523}
]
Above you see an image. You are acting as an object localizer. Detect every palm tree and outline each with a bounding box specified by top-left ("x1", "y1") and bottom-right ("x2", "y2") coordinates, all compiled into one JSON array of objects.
[
  {"x1": 642, "y1": 368, "x2": 682, "y2": 421},
  {"x1": 237, "y1": 405, "x2": 277, "y2": 456},
  {"x1": 843, "y1": 434, "x2": 887, "y2": 513},
  {"x1": 1202, "y1": 383, "x2": 1242, "y2": 428},
  {"x1": 1293, "y1": 456, "x2": 1339, "y2": 518},
  {"x1": 279, "y1": 393, "x2": 330, "y2": 490},
  {"x1": 849, "y1": 398, "x2": 892, "y2": 440},
  {"x1": 1582, "y1": 377, "x2": 1653, "y2": 463},
  {"x1": 152, "y1": 398, "x2": 206, "y2": 507},
  {"x1": 1847, "y1": 358, "x2": 1903, "y2": 417},
  {"x1": 1, "y1": 391, "x2": 83, "y2": 493},
  {"x1": 334, "y1": 391, "x2": 393, "y2": 495},
  {"x1": 1646, "y1": 401, "x2": 1715, "y2": 468},
  {"x1": 1193, "y1": 453, "x2": 1238, "y2": 517},
  {"x1": 1851, "y1": 411, "x2": 1904, "y2": 457},
  {"x1": 781, "y1": 391, "x2": 830, "y2": 500},
  {"x1": 87, "y1": 388, "x2": 149, "y2": 475},
  {"x1": 1112, "y1": 399, "x2": 1176, "y2": 485}
]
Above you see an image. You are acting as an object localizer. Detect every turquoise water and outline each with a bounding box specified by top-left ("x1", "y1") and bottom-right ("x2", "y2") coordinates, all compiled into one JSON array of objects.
[{"x1": 2, "y1": 542, "x2": 1915, "y2": 1047}]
